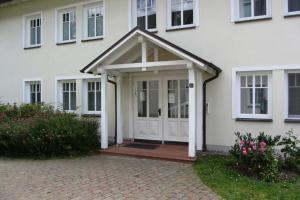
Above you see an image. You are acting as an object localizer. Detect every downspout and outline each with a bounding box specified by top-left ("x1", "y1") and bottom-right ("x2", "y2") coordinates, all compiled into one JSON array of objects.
[
  {"x1": 107, "y1": 76, "x2": 118, "y2": 145},
  {"x1": 202, "y1": 70, "x2": 220, "y2": 151}
]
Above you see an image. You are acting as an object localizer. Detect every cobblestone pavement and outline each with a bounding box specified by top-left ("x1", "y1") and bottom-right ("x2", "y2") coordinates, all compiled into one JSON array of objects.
[{"x1": 0, "y1": 155, "x2": 221, "y2": 200}]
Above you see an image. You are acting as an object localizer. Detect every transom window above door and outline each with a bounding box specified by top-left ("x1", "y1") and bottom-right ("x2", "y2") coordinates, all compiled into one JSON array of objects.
[
  {"x1": 236, "y1": 72, "x2": 272, "y2": 119},
  {"x1": 83, "y1": 2, "x2": 104, "y2": 40},
  {"x1": 285, "y1": 0, "x2": 300, "y2": 15},
  {"x1": 56, "y1": 8, "x2": 76, "y2": 43},
  {"x1": 132, "y1": 0, "x2": 157, "y2": 31},
  {"x1": 23, "y1": 13, "x2": 41, "y2": 48},
  {"x1": 231, "y1": 0, "x2": 272, "y2": 22},
  {"x1": 167, "y1": 0, "x2": 198, "y2": 30}
]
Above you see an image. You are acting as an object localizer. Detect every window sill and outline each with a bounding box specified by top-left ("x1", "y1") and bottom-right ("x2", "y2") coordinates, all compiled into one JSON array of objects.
[
  {"x1": 56, "y1": 40, "x2": 76, "y2": 46},
  {"x1": 234, "y1": 16, "x2": 272, "y2": 23},
  {"x1": 236, "y1": 118, "x2": 273, "y2": 122},
  {"x1": 81, "y1": 37, "x2": 103, "y2": 42},
  {"x1": 285, "y1": 119, "x2": 300, "y2": 123},
  {"x1": 166, "y1": 25, "x2": 196, "y2": 32},
  {"x1": 284, "y1": 12, "x2": 300, "y2": 18},
  {"x1": 24, "y1": 45, "x2": 41, "y2": 50},
  {"x1": 82, "y1": 114, "x2": 101, "y2": 117}
]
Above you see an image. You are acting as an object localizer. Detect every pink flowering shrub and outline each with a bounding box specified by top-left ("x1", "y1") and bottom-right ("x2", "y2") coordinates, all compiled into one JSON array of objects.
[{"x1": 230, "y1": 132, "x2": 281, "y2": 182}]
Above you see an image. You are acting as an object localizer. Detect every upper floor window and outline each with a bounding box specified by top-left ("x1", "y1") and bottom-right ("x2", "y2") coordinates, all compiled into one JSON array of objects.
[
  {"x1": 83, "y1": 2, "x2": 104, "y2": 40},
  {"x1": 23, "y1": 13, "x2": 41, "y2": 48},
  {"x1": 232, "y1": 0, "x2": 271, "y2": 22},
  {"x1": 57, "y1": 8, "x2": 76, "y2": 43},
  {"x1": 132, "y1": 0, "x2": 157, "y2": 31},
  {"x1": 167, "y1": 0, "x2": 198, "y2": 30},
  {"x1": 285, "y1": 0, "x2": 300, "y2": 15},
  {"x1": 236, "y1": 72, "x2": 272, "y2": 119}
]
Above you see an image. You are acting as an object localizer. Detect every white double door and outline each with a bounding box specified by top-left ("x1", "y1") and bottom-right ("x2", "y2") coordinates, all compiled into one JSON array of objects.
[{"x1": 133, "y1": 76, "x2": 189, "y2": 142}]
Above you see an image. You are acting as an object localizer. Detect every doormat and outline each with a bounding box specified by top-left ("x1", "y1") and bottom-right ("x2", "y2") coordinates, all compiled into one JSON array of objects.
[{"x1": 124, "y1": 143, "x2": 159, "y2": 150}]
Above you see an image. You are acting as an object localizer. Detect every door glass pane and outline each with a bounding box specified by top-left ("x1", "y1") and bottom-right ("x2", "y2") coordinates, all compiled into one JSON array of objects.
[
  {"x1": 171, "y1": 0, "x2": 181, "y2": 26},
  {"x1": 147, "y1": 0, "x2": 156, "y2": 29},
  {"x1": 239, "y1": 0, "x2": 251, "y2": 18},
  {"x1": 168, "y1": 80, "x2": 178, "y2": 118},
  {"x1": 288, "y1": 0, "x2": 300, "y2": 12},
  {"x1": 183, "y1": 0, "x2": 193, "y2": 25},
  {"x1": 149, "y1": 80, "x2": 159, "y2": 118},
  {"x1": 254, "y1": 0, "x2": 266, "y2": 16},
  {"x1": 180, "y1": 80, "x2": 189, "y2": 118},
  {"x1": 137, "y1": 81, "x2": 147, "y2": 117}
]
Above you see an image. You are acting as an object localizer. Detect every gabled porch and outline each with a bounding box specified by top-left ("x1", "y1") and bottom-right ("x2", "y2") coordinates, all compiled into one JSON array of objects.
[{"x1": 81, "y1": 27, "x2": 221, "y2": 158}]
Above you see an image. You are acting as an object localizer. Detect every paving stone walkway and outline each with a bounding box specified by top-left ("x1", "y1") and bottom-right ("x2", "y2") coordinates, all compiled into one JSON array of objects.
[{"x1": 0, "y1": 155, "x2": 221, "y2": 200}]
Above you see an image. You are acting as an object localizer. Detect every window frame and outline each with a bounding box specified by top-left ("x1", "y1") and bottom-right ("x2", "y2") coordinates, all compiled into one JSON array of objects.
[
  {"x1": 56, "y1": 7, "x2": 77, "y2": 44},
  {"x1": 284, "y1": 0, "x2": 300, "y2": 16},
  {"x1": 22, "y1": 79, "x2": 42, "y2": 104},
  {"x1": 285, "y1": 70, "x2": 300, "y2": 119},
  {"x1": 166, "y1": 0, "x2": 199, "y2": 30},
  {"x1": 235, "y1": 71, "x2": 272, "y2": 119},
  {"x1": 131, "y1": 0, "x2": 158, "y2": 32},
  {"x1": 23, "y1": 12, "x2": 42, "y2": 49},
  {"x1": 83, "y1": 1, "x2": 105, "y2": 41},
  {"x1": 231, "y1": 0, "x2": 272, "y2": 22},
  {"x1": 83, "y1": 79, "x2": 101, "y2": 115}
]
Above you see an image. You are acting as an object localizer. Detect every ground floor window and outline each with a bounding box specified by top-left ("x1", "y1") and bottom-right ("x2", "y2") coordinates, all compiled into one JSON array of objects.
[
  {"x1": 236, "y1": 72, "x2": 271, "y2": 118},
  {"x1": 87, "y1": 81, "x2": 101, "y2": 113},
  {"x1": 62, "y1": 81, "x2": 76, "y2": 111},
  {"x1": 23, "y1": 80, "x2": 41, "y2": 104},
  {"x1": 287, "y1": 72, "x2": 300, "y2": 118}
]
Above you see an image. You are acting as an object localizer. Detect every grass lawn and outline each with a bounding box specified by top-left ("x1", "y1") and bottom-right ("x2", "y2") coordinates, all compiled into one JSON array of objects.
[{"x1": 194, "y1": 155, "x2": 300, "y2": 200}]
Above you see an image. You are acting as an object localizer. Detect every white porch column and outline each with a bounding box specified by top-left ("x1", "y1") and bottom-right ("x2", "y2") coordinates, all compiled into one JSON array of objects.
[
  {"x1": 196, "y1": 71, "x2": 204, "y2": 151},
  {"x1": 188, "y1": 67, "x2": 197, "y2": 158},
  {"x1": 116, "y1": 75, "x2": 124, "y2": 144},
  {"x1": 101, "y1": 73, "x2": 108, "y2": 149}
]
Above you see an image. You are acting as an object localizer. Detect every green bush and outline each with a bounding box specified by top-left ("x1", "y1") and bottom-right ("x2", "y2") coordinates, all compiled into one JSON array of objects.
[{"x1": 0, "y1": 104, "x2": 100, "y2": 158}]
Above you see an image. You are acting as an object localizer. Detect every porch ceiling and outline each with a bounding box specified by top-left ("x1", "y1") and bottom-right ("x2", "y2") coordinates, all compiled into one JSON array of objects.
[{"x1": 80, "y1": 27, "x2": 221, "y2": 75}]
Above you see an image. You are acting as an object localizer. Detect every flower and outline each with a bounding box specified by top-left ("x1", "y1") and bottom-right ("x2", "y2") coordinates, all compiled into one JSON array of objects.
[
  {"x1": 242, "y1": 150, "x2": 248, "y2": 155},
  {"x1": 252, "y1": 145, "x2": 256, "y2": 151},
  {"x1": 259, "y1": 147, "x2": 266, "y2": 152},
  {"x1": 250, "y1": 141, "x2": 255, "y2": 146},
  {"x1": 239, "y1": 140, "x2": 244, "y2": 145},
  {"x1": 259, "y1": 141, "x2": 267, "y2": 148}
]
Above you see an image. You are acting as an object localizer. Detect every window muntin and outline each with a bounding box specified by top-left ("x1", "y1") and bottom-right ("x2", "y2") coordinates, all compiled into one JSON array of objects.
[
  {"x1": 24, "y1": 13, "x2": 41, "y2": 48},
  {"x1": 238, "y1": 73, "x2": 271, "y2": 118},
  {"x1": 234, "y1": 0, "x2": 270, "y2": 21},
  {"x1": 87, "y1": 81, "x2": 101, "y2": 112},
  {"x1": 85, "y1": 3, "x2": 104, "y2": 39},
  {"x1": 134, "y1": 0, "x2": 157, "y2": 30},
  {"x1": 288, "y1": 73, "x2": 300, "y2": 118},
  {"x1": 287, "y1": 0, "x2": 300, "y2": 13},
  {"x1": 170, "y1": 0, "x2": 194, "y2": 28},
  {"x1": 62, "y1": 82, "x2": 76, "y2": 111},
  {"x1": 30, "y1": 82, "x2": 41, "y2": 104}
]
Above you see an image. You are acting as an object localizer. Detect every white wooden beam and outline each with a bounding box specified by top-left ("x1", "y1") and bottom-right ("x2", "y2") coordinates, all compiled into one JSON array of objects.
[
  {"x1": 101, "y1": 73, "x2": 108, "y2": 149},
  {"x1": 188, "y1": 67, "x2": 197, "y2": 158},
  {"x1": 142, "y1": 41, "x2": 147, "y2": 65},
  {"x1": 116, "y1": 76, "x2": 123, "y2": 144}
]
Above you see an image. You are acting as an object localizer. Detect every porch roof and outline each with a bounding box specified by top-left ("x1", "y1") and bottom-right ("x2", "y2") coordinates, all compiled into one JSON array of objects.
[{"x1": 80, "y1": 27, "x2": 221, "y2": 75}]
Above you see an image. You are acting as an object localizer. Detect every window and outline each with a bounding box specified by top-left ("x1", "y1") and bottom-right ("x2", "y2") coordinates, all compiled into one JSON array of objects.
[
  {"x1": 86, "y1": 81, "x2": 101, "y2": 113},
  {"x1": 236, "y1": 73, "x2": 271, "y2": 118},
  {"x1": 232, "y1": 0, "x2": 271, "y2": 22},
  {"x1": 167, "y1": 0, "x2": 198, "y2": 29},
  {"x1": 23, "y1": 13, "x2": 41, "y2": 48},
  {"x1": 57, "y1": 8, "x2": 76, "y2": 43},
  {"x1": 23, "y1": 80, "x2": 42, "y2": 104},
  {"x1": 83, "y1": 2, "x2": 104, "y2": 40},
  {"x1": 62, "y1": 82, "x2": 76, "y2": 111},
  {"x1": 132, "y1": 0, "x2": 157, "y2": 30},
  {"x1": 287, "y1": 73, "x2": 300, "y2": 118},
  {"x1": 286, "y1": 0, "x2": 300, "y2": 15}
]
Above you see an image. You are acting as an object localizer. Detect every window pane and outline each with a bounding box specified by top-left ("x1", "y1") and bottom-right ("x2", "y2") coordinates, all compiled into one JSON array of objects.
[
  {"x1": 63, "y1": 22, "x2": 70, "y2": 41},
  {"x1": 30, "y1": 27, "x2": 36, "y2": 45},
  {"x1": 147, "y1": 0, "x2": 156, "y2": 29},
  {"x1": 30, "y1": 93, "x2": 36, "y2": 104},
  {"x1": 240, "y1": 76, "x2": 246, "y2": 87},
  {"x1": 137, "y1": 0, "x2": 146, "y2": 29},
  {"x1": 96, "y1": 16, "x2": 103, "y2": 36},
  {"x1": 137, "y1": 81, "x2": 147, "y2": 117},
  {"x1": 255, "y1": 88, "x2": 268, "y2": 114},
  {"x1": 37, "y1": 26, "x2": 41, "y2": 44},
  {"x1": 180, "y1": 80, "x2": 189, "y2": 118},
  {"x1": 88, "y1": 91, "x2": 95, "y2": 111},
  {"x1": 288, "y1": 0, "x2": 300, "y2": 12},
  {"x1": 70, "y1": 91, "x2": 76, "y2": 110},
  {"x1": 255, "y1": 75, "x2": 261, "y2": 87},
  {"x1": 241, "y1": 88, "x2": 253, "y2": 114},
  {"x1": 239, "y1": 0, "x2": 251, "y2": 18},
  {"x1": 88, "y1": 17, "x2": 95, "y2": 37},
  {"x1": 63, "y1": 92, "x2": 69, "y2": 110},
  {"x1": 171, "y1": 0, "x2": 181, "y2": 26},
  {"x1": 149, "y1": 80, "x2": 159, "y2": 118},
  {"x1": 168, "y1": 80, "x2": 178, "y2": 118},
  {"x1": 183, "y1": 0, "x2": 193, "y2": 25},
  {"x1": 70, "y1": 21, "x2": 76, "y2": 40},
  {"x1": 254, "y1": 0, "x2": 266, "y2": 16},
  {"x1": 96, "y1": 91, "x2": 101, "y2": 111},
  {"x1": 289, "y1": 87, "x2": 300, "y2": 116}
]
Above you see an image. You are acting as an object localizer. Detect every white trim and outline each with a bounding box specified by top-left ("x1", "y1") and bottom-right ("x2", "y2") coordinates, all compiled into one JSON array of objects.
[
  {"x1": 233, "y1": 65, "x2": 300, "y2": 72},
  {"x1": 22, "y1": 11, "x2": 43, "y2": 49},
  {"x1": 284, "y1": 0, "x2": 300, "y2": 16},
  {"x1": 230, "y1": 0, "x2": 272, "y2": 22},
  {"x1": 22, "y1": 78, "x2": 43, "y2": 103},
  {"x1": 166, "y1": 0, "x2": 199, "y2": 30}
]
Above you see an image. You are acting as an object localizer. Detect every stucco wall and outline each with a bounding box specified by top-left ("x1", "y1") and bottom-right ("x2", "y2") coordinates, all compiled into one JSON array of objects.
[{"x1": 0, "y1": 0, "x2": 300, "y2": 148}]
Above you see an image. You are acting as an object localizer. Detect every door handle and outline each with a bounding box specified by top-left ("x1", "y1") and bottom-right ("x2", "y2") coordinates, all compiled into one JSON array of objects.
[{"x1": 158, "y1": 108, "x2": 161, "y2": 116}]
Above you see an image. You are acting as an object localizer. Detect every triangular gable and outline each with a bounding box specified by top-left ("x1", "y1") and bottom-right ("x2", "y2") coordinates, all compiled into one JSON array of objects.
[{"x1": 80, "y1": 27, "x2": 221, "y2": 74}]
